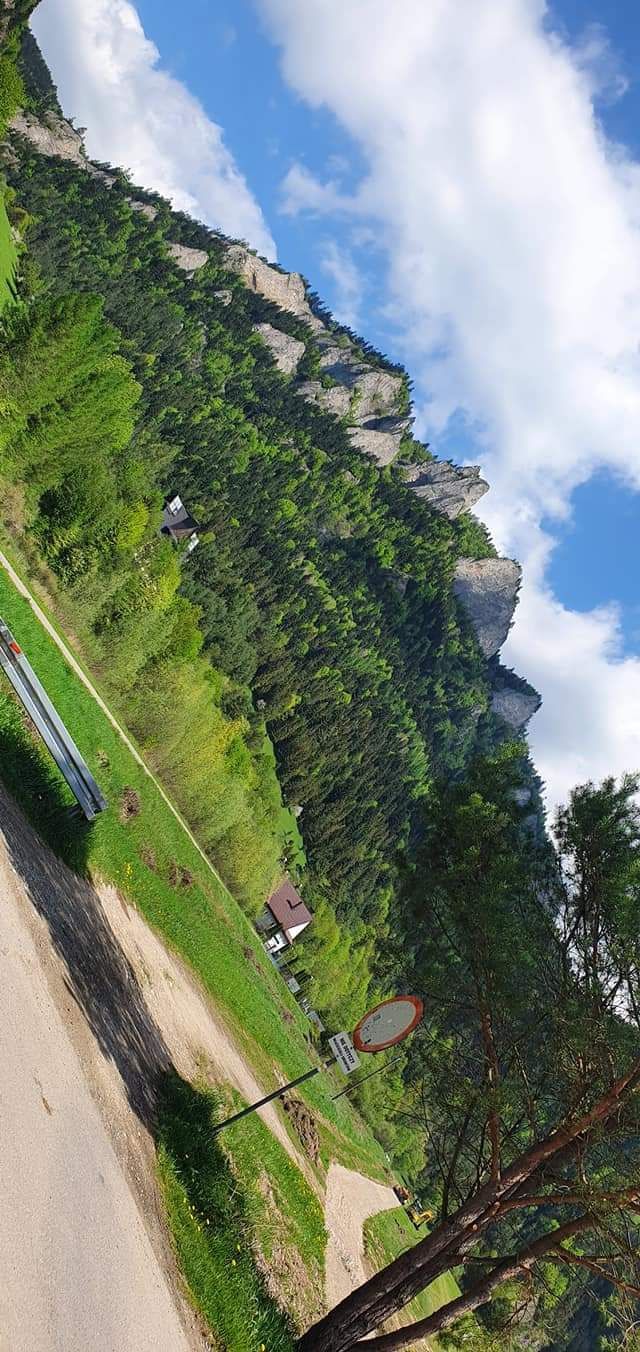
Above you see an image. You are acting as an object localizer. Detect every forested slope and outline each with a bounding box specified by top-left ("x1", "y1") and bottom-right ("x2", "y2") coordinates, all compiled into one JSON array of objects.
[{"x1": 1, "y1": 20, "x2": 542, "y2": 1036}]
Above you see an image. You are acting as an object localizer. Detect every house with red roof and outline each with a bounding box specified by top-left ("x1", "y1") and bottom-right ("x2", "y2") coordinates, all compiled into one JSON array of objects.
[{"x1": 256, "y1": 880, "x2": 313, "y2": 954}]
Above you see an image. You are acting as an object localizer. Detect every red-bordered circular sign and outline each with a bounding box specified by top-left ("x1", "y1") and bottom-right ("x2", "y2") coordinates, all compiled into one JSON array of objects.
[{"x1": 353, "y1": 996, "x2": 424, "y2": 1053}]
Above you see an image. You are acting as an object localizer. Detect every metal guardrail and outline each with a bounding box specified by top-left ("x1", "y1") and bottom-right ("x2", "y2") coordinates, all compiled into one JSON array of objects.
[{"x1": 0, "y1": 617, "x2": 107, "y2": 821}]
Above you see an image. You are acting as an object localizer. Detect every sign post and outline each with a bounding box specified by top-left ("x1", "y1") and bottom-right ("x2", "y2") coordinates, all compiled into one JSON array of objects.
[
  {"x1": 212, "y1": 995, "x2": 423, "y2": 1135},
  {"x1": 328, "y1": 1032, "x2": 360, "y2": 1075},
  {"x1": 212, "y1": 1064, "x2": 326, "y2": 1135},
  {"x1": 353, "y1": 995, "x2": 424, "y2": 1053}
]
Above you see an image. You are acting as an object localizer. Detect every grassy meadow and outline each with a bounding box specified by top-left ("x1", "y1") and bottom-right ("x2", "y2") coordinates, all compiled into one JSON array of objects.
[{"x1": 157, "y1": 1074, "x2": 327, "y2": 1349}]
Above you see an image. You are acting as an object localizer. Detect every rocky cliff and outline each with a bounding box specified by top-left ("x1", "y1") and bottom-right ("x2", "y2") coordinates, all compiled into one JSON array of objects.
[
  {"x1": 252, "y1": 322, "x2": 306, "y2": 375},
  {"x1": 225, "y1": 243, "x2": 322, "y2": 327},
  {"x1": 7, "y1": 104, "x2": 538, "y2": 715},
  {"x1": 453, "y1": 558, "x2": 521, "y2": 658},
  {"x1": 404, "y1": 461, "x2": 489, "y2": 519}
]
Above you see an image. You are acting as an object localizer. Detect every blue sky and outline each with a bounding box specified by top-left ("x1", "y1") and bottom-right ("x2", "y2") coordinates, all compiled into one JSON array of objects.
[{"x1": 31, "y1": 0, "x2": 640, "y2": 806}]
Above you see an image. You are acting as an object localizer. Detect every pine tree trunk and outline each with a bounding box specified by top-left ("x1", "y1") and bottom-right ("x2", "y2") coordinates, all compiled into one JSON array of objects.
[
  {"x1": 295, "y1": 1246, "x2": 456, "y2": 1352},
  {"x1": 296, "y1": 1068, "x2": 640, "y2": 1352},
  {"x1": 297, "y1": 1163, "x2": 526, "y2": 1350},
  {"x1": 296, "y1": 1202, "x2": 501, "y2": 1352}
]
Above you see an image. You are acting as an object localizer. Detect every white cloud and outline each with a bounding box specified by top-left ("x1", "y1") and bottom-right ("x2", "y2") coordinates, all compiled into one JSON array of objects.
[
  {"x1": 318, "y1": 239, "x2": 364, "y2": 327},
  {"x1": 280, "y1": 162, "x2": 349, "y2": 217},
  {"x1": 32, "y1": 0, "x2": 275, "y2": 257},
  {"x1": 258, "y1": 0, "x2": 640, "y2": 809},
  {"x1": 506, "y1": 558, "x2": 640, "y2": 814}
]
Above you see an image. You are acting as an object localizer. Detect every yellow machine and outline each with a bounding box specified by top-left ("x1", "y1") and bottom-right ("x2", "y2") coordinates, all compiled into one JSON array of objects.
[
  {"x1": 393, "y1": 1184, "x2": 433, "y2": 1228},
  {"x1": 406, "y1": 1202, "x2": 433, "y2": 1228}
]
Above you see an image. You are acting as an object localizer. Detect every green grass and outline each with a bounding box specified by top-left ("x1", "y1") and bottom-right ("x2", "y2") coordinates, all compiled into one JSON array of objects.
[
  {"x1": 0, "y1": 195, "x2": 17, "y2": 312},
  {"x1": 0, "y1": 564, "x2": 389, "y2": 1182},
  {"x1": 363, "y1": 1207, "x2": 460, "y2": 1336},
  {"x1": 157, "y1": 1072, "x2": 325, "y2": 1349}
]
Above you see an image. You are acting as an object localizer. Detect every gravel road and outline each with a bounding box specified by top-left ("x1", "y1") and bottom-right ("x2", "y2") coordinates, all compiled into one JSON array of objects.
[{"x1": 324, "y1": 1163, "x2": 398, "y2": 1308}]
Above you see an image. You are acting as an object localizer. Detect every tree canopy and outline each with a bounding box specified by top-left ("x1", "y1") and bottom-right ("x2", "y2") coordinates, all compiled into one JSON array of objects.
[{"x1": 299, "y1": 769, "x2": 640, "y2": 1350}]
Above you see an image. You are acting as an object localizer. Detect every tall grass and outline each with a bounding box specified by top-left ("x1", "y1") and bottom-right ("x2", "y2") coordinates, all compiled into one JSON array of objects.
[{"x1": 158, "y1": 1073, "x2": 328, "y2": 1348}]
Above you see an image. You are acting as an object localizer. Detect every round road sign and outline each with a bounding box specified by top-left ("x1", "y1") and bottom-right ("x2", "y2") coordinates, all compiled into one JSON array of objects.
[{"x1": 352, "y1": 996, "x2": 423, "y2": 1053}]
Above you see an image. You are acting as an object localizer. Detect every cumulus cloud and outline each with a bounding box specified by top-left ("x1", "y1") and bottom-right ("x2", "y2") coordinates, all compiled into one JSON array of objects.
[
  {"x1": 32, "y1": 0, "x2": 275, "y2": 257},
  {"x1": 507, "y1": 560, "x2": 640, "y2": 813},
  {"x1": 259, "y1": 0, "x2": 640, "y2": 809},
  {"x1": 318, "y1": 239, "x2": 364, "y2": 327},
  {"x1": 280, "y1": 162, "x2": 350, "y2": 217}
]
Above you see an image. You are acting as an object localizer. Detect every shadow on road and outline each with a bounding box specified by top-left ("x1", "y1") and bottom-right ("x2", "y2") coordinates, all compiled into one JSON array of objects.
[{"x1": 0, "y1": 783, "x2": 171, "y2": 1129}]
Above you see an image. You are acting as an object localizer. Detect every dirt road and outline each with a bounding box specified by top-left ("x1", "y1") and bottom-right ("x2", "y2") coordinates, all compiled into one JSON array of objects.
[
  {"x1": 324, "y1": 1163, "x2": 398, "y2": 1308},
  {"x1": 0, "y1": 536, "x2": 402, "y2": 1340},
  {"x1": 0, "y1": 780, "x2": 403, "y2": 1349}
]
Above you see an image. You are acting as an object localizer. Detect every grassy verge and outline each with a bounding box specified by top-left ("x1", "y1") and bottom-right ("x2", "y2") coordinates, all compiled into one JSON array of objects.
[
  {"x1": 157, "y1": 1073, "x2": 327, "y2": 1350},
  {"x1": 0, "y1": 195, "x2": 17, "y2": 312},
  {"x1": 0, "y1": 564, "x2": 388, "y2": 1182},
  {"x1": 364, "y1": 1207, "x2": 460, "y2": 1338}
]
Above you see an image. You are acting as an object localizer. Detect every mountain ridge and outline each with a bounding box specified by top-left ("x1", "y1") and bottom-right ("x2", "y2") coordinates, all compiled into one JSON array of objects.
[{"x1": 8, "y1": 100, "x2": 537, "y2": 723}]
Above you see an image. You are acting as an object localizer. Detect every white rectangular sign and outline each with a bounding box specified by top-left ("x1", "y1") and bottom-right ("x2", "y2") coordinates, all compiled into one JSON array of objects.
[{"x1": 329, "y1": 1032, "x2": 360, "y2": 1075}]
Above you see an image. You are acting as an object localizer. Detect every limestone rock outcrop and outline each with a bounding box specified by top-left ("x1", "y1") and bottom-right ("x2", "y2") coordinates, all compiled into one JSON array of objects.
[
  {"x1": 491, "y1": 686, "x2": 541, "y2": 729},
  {"x1": 224, "y1": 244, "x2": 322, "y2": 326},
  {"x1": 453, "y1": 558, "x2": 521, "y2": 657},
  {"x1": 317, "y1": 352, "x2": 405, "y2": 421},
  {"x1": 296, "y1": 380, "x2": 352, "y2": 418},
  {"x1": 405, "y1": 461, "x2": 489, "y2": 519},
  {"x1": 253, "y1": 323, "x2": 305, "y2": 375},
  {"x1": 364, "y1": 414, "x2": 413, "y2": 438},
  {"x1": 10, "y1": 110, "x2": 117, "y2": 185},
  {"x1": 349, "y1": 425, "x2": 402, "y2": 466},
  {"x1": 222, "y1": 246, "x2": 412, "y2": 461},
  {"x1": 166, "y1": 241, "x2": 209, "y2": 275},
  {"x1": 9, "y1": 110, "x2": 115, "y2": 185},
  {"x1": 128, "y1": 199, "x2": 158, "y2": 220},
  {"x1": 10, "y1": 110, "x2": 85, "y2": 164}
]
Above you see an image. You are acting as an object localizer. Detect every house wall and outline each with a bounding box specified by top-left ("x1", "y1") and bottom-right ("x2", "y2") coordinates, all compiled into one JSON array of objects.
[{"x1": 286, "y1": 921, "x2": 310, "y2": 941}]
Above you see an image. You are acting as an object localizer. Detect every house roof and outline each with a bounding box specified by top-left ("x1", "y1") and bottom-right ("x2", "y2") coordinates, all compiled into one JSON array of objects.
[
  {"x1": 267, "y1": 880, "x2": 313, "y2": 940},
  {"x1": 165, "y1": 515, "x2": 199, "y2": 538},
  {"x1": 161, "y1": 495, "x2": 200, "y2": 540}
]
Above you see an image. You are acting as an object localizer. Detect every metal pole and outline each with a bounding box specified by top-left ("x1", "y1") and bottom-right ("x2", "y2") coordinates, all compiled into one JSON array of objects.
[
  {"x1": 331, "y1": 1052, "x2": 405, "y2": 1101},
  {"x1": 213, "y1": 1062, "x2": 333, "y2": 1134}
]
